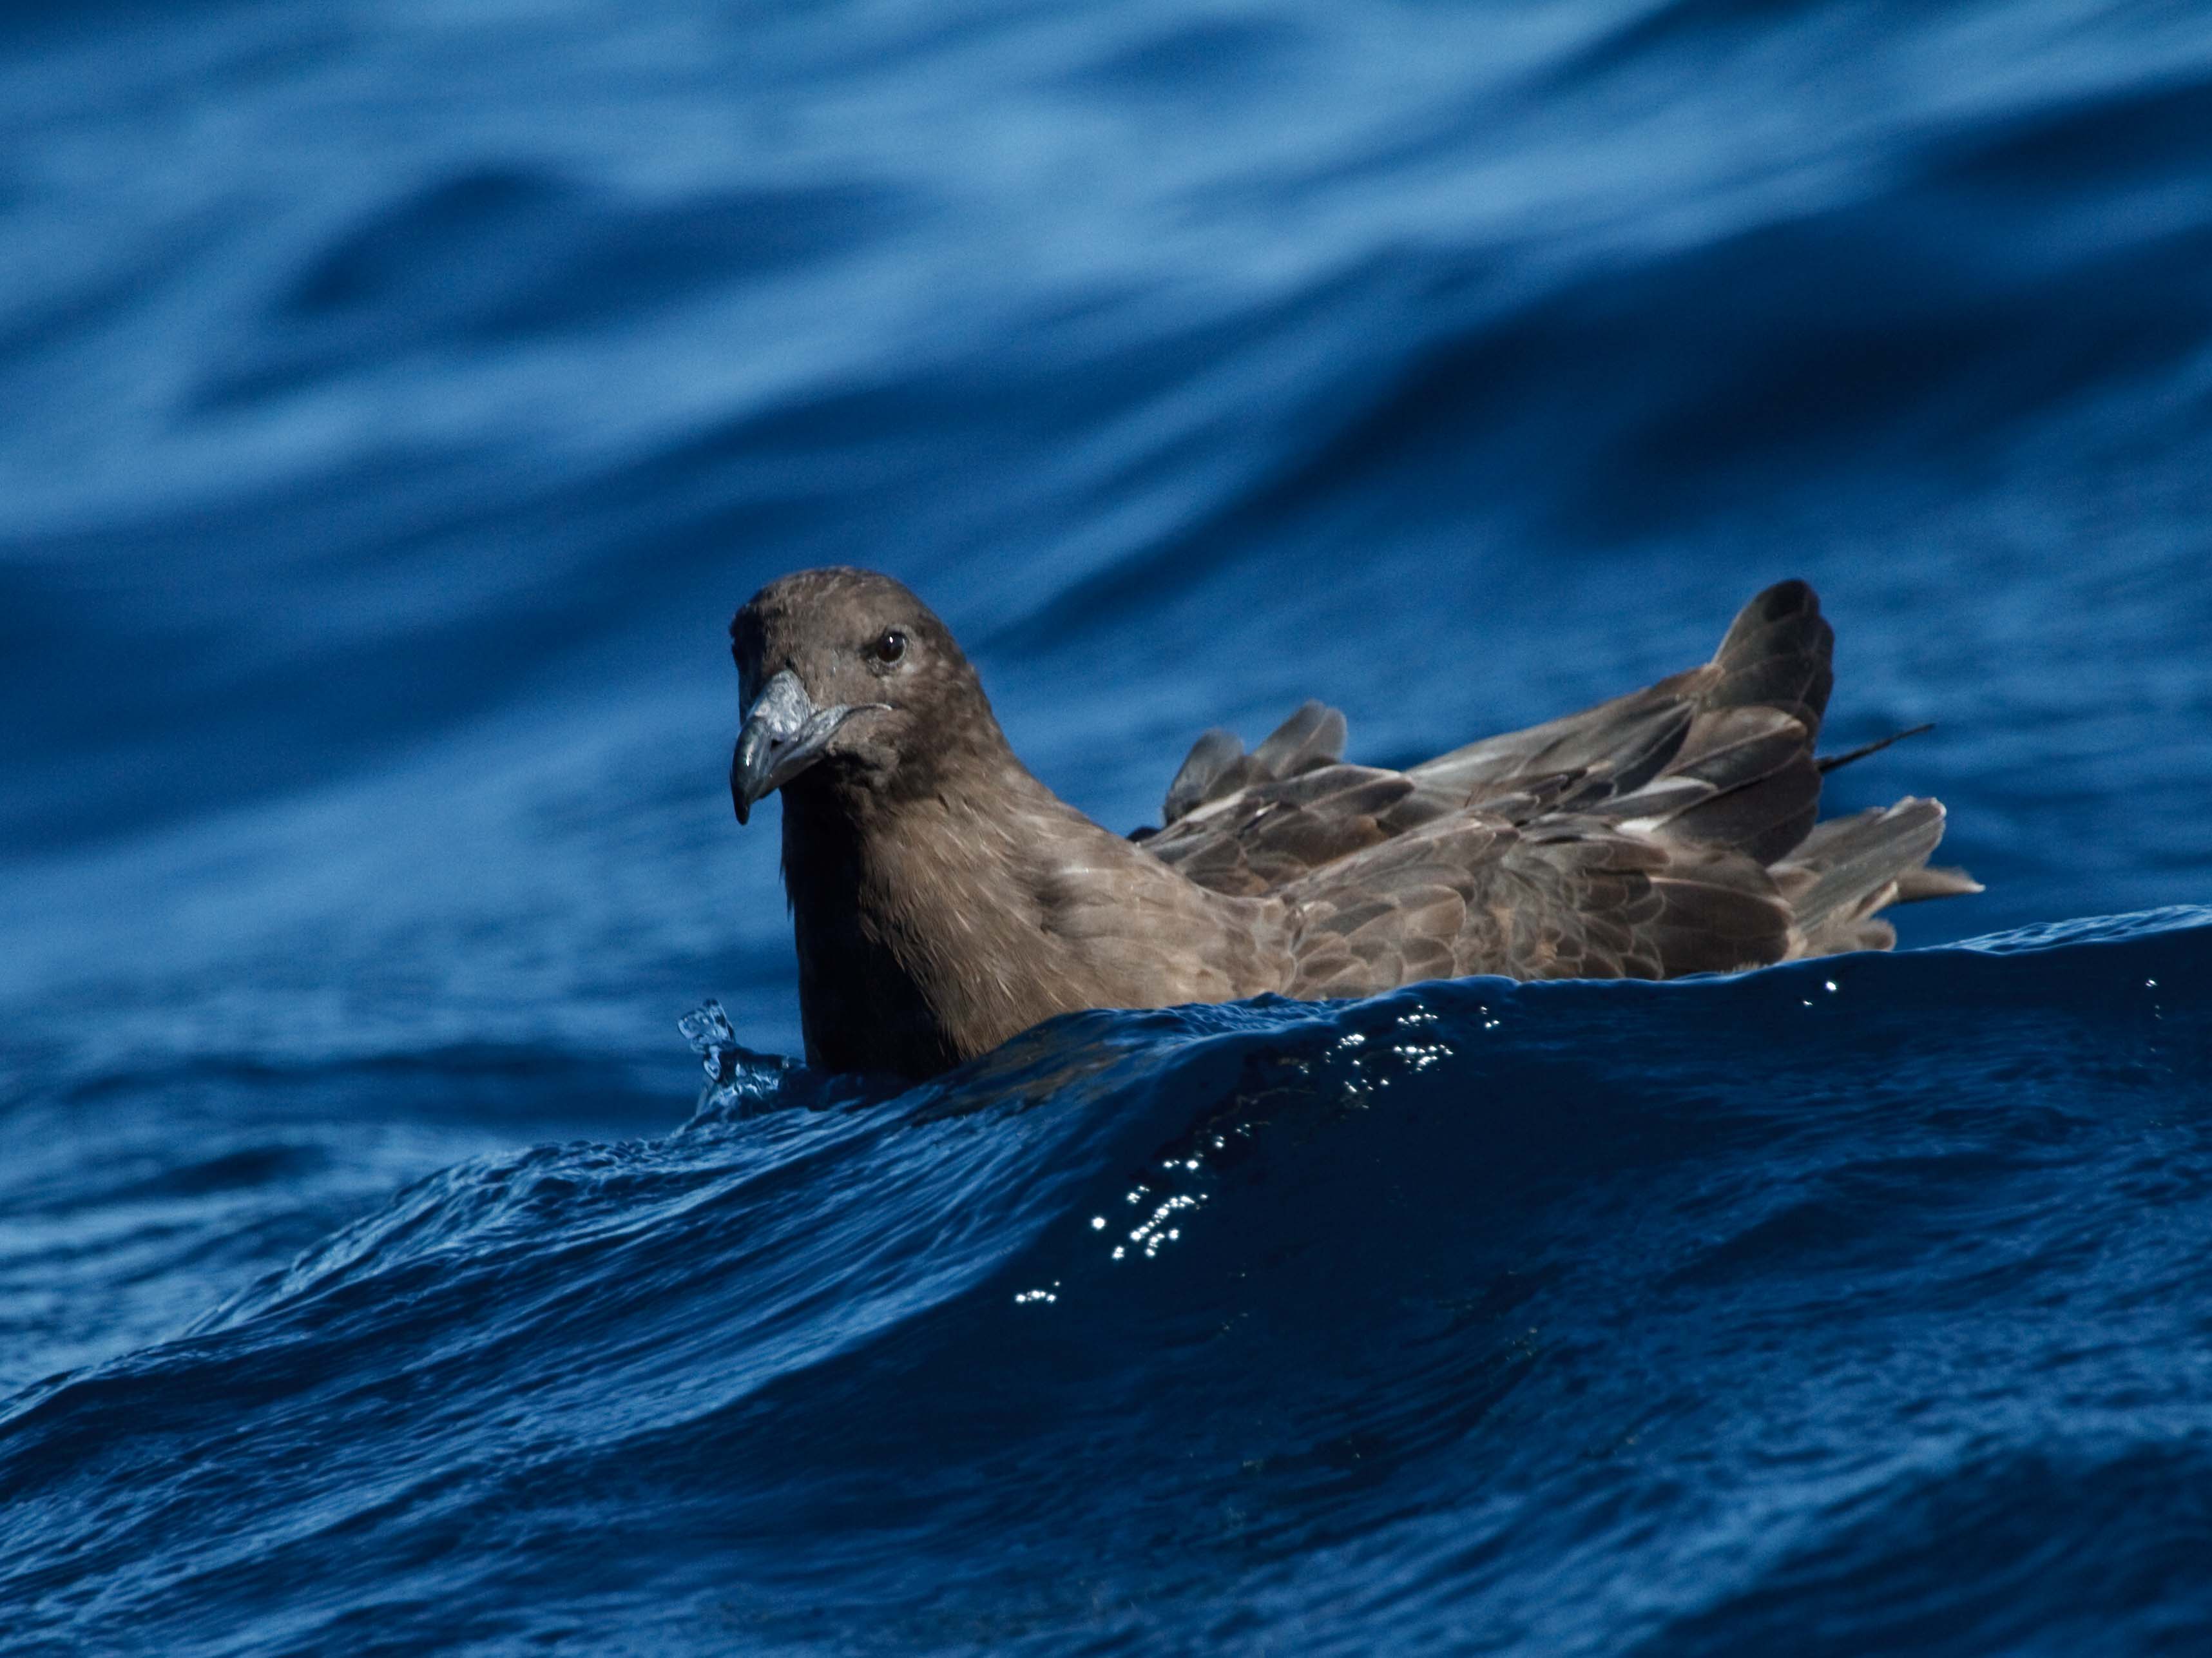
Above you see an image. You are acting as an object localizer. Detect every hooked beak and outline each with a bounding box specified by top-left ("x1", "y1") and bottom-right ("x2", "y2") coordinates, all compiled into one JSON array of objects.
[{"x1": 731, "y1": 670, "x2": 881, "y2": 824}]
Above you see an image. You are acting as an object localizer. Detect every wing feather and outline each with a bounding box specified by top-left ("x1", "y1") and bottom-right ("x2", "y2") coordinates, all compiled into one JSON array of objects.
[{"x1": 1140, "y1": 580, "x2": 1968, "y2": 992}]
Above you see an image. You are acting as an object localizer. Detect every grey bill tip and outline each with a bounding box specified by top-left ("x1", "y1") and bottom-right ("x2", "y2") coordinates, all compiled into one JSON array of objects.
[{"x1": 730, "y1": 670, "x2": 884, "y2": 824}]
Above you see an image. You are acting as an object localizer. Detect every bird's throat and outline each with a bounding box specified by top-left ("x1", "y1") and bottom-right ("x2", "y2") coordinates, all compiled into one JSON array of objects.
[{"x1": 776, "y1": 766, "x2": 1081, "y2": 1077}]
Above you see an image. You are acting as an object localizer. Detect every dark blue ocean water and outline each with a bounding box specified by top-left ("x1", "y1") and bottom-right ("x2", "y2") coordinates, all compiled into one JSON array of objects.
[{"x1": 4, "y1": 1, "x2": 2212, "y2": 1652}]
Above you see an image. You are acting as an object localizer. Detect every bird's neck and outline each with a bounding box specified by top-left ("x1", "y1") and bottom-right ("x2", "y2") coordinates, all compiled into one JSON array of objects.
[{"x1": 777, "y1": 751, "x2": 1128, "y2": 1076}]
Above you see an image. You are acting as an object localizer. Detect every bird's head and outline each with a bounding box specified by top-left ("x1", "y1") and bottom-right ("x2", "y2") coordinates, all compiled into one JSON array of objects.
[{"x1": 727, "y1": 566, "x2": 995, "y2": 824}]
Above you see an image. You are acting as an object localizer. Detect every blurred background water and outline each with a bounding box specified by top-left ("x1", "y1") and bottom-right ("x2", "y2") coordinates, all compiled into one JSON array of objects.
[{"x1": 3, "y1": 1, "x2": 2211, "y2": 1652}]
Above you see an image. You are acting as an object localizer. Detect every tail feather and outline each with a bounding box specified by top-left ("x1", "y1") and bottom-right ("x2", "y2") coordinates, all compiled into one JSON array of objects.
[
  {"x1": 1818, "y1": 722, "x2": 1934, "y2": 775},
  {"x1": 1776, "y1": 798, "x2": 1972, "y2": 957},
  {"x1": 1893, "y1": 863, "x2": 1984, "y2": 905}
]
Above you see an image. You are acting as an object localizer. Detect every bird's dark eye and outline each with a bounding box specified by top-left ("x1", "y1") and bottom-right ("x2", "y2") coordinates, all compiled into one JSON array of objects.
[{"x1": 870, "y1": 629, "x2": 908, "y2": 666}]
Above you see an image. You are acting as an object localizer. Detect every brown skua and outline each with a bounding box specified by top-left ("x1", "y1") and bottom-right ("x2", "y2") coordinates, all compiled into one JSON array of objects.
[{"x1": 729, "y1": 567, "x2": 1976, "y2": 1078}]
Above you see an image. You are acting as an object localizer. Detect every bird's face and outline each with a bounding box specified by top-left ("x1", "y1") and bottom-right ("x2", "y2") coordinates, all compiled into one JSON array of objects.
[{"x1": 727, "y1": 567, "x2": 983, "y2": 823}]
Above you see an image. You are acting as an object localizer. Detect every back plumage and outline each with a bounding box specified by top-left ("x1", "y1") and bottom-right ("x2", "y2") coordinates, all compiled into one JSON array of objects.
[{"x1": 1137, "y1": 581, "x2": 1975, "y2": 994}]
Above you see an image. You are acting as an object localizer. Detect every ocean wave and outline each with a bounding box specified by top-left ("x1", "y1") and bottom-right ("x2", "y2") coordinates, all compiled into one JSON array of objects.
[{"x1": 5, "y1": 912, "x2": 2207, "y2": 1651}]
